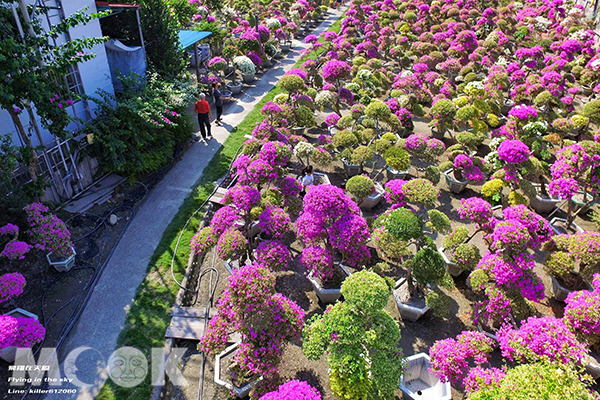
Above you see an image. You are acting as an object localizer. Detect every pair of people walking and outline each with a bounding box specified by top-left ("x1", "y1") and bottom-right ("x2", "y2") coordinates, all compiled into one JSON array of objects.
[{"x1": 194, "y1": 82, "x2": 224, "y2": 141}]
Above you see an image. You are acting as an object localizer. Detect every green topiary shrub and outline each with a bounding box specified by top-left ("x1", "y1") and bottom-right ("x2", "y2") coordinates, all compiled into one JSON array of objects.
[
  {"x1": 346, "y1": 175, "x2": 375, "y2": 203},
  {"x1": 385, "y1": 208, "x2": 423, "y2": 241},
  {"x1": 332, "y1": 129, "x2": 358, "y2": 149},
  {"x1": 384, "y1": 147, "x2": 411, "y2": 171},
  {"x1": 294, "y1": 106, "x2": 315, "y2": 127},
  {"x1": 280, "y1": 74, "x2": 306, "y2": 93},
  {"x1": 351, "y1": 145, "x2": 375, "y2": 166},
  {"x1": 303, "y1": 270, "x2": 404, "y2": 400},
  {"x1": 400, "y1": 178, "x2": 439, "y2": 207}
]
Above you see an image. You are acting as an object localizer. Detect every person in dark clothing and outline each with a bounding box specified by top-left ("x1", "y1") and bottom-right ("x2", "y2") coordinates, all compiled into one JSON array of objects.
[
  {"x1": 213, "y1": 82, "x2": 223, "y2": 125},
  {"x1": 194, "y1": 93, "x2": 212, "y2": 140}
]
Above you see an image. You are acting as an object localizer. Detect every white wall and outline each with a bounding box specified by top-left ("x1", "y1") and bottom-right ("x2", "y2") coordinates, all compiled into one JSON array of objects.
[{"x1": 0, "y1": 0, "x2": 115, "y2": 149}]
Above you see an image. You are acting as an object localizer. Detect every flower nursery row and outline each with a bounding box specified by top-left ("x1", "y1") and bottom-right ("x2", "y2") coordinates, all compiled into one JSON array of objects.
[
  {"x1": 190, "y1": 0, "x2": 334, "y2": 93},
  {"x1": 189, "y1": 0, "x2": 600, "y2": 397}
]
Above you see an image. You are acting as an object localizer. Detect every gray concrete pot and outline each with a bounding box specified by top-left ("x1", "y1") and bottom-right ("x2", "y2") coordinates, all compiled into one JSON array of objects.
[
  {"x1": 584, "y1": 354, "x2": 600, "y2": 380},
  {"x1": 343, "y1": 161, "x2": 361, "y2": 177},
  {"x1": 438, "y1": 247, "x2": 462, "y2": 277},
  {"x1": 47, "y1": 246, "x2": 76, "y2": 272},
  {"x1": 242, "y1": 73, "x2": 255, "y2": 84},
  {"x1": 400, "y1": 353, "x2": 451, "y2": 400},
  {"x1": 307, "y1": 263, "x2": 351, "y2": 304},
  {"x1": 359, "y1": 183, "x2": 384, "y2": 209},
  {"x1": 529, "y1": 184, "x2": 561, "y2": 214},
  {"x1": 214, "y1": 342, "x2": 261, "y2": 398},
  {"x1": 291, "y1": 126, "x2": 306, "y2": 135},
  {"x1": 550, "y1": 274, "x2": 593, "y2": 302},
  {"x1": 226, "y1": 81, "x2": 242, "y2": 95},
  {"x1": 549, "y1": 217, "x2": 584, "y2": 235},
  {"x1": 443, "y1": 169, "x2": 468, "y2": 194},
  {"x1": 393, "y1": 279, "x2": 429, "y2": 322},
  {"x1": 313, "y1": 172, "x2": 331, "y2": 186},
  {"x1": 386, "y1": 167, "x2": 410, "y2": 180}
]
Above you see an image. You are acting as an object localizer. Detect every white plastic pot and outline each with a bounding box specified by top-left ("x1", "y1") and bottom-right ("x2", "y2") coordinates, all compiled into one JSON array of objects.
[
  {"x1": 214, "y1": 342, "x2": 262, "y2": 398},
  {"x1": 400, "y1": 353, "x2": 451, "y2": 400}
]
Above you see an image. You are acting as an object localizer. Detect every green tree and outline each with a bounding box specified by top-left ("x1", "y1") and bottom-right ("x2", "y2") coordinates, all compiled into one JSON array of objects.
[
  {"x1": 303, "y1": 271, "x2": 404, "y2": 400},
  {"x1": 0, "y1": 2, "x2": 107, "y2": 183},
  {"x1": 140, "y1": 0, "x2": 186, "y2": 79}
]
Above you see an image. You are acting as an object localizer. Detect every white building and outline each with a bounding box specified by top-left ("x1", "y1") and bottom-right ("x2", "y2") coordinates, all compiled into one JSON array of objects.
[{"x1": 1, "y1": 0, "x2": 116, "y2": 201}]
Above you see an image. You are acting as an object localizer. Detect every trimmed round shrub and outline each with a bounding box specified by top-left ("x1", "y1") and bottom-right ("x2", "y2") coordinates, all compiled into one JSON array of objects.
[
  {"x1": 385, "y1": 207, "x2": 423, "y2": 241},
  {"x1": 346, "y1": 175, "x2": 375, "y2": 201}
]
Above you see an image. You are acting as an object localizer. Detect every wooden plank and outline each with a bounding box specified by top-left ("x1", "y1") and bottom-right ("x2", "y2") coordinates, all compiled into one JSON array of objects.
[
  {"x1": 170, "y1": 305, "x2": 217, "y2": 319},
  {"x1": 165, "y1": 316, "x2": 207, "y2": 340},
  {"x1": 165, "y1": 315, "x2": 241, "y2": 343}
]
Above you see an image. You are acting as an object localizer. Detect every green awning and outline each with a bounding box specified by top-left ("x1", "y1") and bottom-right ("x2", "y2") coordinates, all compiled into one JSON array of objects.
[{"x1": 178, "y1": 30, "x2": 212, "y2": 49}]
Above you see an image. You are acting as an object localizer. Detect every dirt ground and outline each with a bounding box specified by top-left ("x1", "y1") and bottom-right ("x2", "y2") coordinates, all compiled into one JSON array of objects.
[{"x1": 160, "y1": 105, "x2": 600, "y2": 400}]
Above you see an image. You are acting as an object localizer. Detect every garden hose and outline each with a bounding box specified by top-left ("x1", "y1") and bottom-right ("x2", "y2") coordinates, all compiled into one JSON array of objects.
[{"x1": 19, "y1": 181, "x2": 148, "y2": 400}]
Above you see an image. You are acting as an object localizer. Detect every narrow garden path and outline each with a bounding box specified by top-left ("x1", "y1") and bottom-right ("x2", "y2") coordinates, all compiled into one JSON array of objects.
[{"x1": 48, "y1": 10, "x2": 344, "y2": 400}]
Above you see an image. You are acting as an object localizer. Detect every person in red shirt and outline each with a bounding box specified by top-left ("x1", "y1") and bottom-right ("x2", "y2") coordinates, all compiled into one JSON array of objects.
[{"x1": 194, "y1": 93, "x2": 212, "y2": 140}]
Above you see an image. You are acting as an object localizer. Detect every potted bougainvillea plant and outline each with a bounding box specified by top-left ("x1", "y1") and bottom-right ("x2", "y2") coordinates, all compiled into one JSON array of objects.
[
  {"x1": 24, "y1": 203, "x2": 75, "y2": 272},
  {"x1": 0, "y1": 272, "x2": 45, "y2": 362},
  {"x1": 296, "y1": 185, "x2": 369, "y2": 303},
  {"x1": 199, "y1": 264, "x2": 304, "y2": 398}
]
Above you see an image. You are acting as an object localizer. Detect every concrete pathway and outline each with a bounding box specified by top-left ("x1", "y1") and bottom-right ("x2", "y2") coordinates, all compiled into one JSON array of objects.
[{"x1": 45, "y1": 10, "x2": 343, "y2": 400}]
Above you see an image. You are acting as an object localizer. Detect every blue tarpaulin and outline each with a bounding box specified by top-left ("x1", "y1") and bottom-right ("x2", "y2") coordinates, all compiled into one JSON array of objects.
[{"x1": 178, "y1": 30, "x2": 212, "y2": 49}]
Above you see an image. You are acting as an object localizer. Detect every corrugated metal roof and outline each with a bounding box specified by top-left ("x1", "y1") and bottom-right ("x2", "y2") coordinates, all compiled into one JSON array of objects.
[{"x1": 178, "y1": 30, "x2": 212, "y2": 49}]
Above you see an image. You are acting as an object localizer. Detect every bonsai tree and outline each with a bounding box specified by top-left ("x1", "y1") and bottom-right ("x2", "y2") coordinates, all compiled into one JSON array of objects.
[
  {"x1": 0, "y1": 272, "x2": 45, "y2": 351},
  {"x1": 24, "y1": 203, "x2": 73, "y2": 259},
  {"x1": 429, "y1": 331, "x2": 494, "y2": 386},
  {"x1": 0, "y1": 314, "x2": 46, "y2": 351},
  {"x1": 404, "y1": 133, "x2": 445, "y2": 171},
  {"x1": 564, "y1": 276, "x2": 600, "y2": 347},
  {"x1": 543, "y1": 232, "x2": 600, "y2": 291},
  {"x1": 199, "y1": 264, "x2": 304, "y2": 397},
  {"x1": 465, "y1": 363, "x2": 597, "y2": 400},
  {"x1": 548, "y1": 141, "x2": 600, "y2": 230},
  {"x1": 345, "y1": 175, "x2": 375, "y2": 205},
  {"x1": 372, "y1": 199, "x2": 453, "y2": 313},
  {"x1": 496, "y1": 316, "x2": 586, "y2": 365},
  {"x1": 439, "y1": 153, "x2": 485, "y2": 184},
  {"x1": 429, "y1": 98, "x2": 457, "y2": 137},
  {"x1": 441, "y1": 226, "x2": 482, "y2": 274},
  {"x1": 303, "y1": 271, "x2": 404, "y2": 400},
  {"x1": 466, "y1": 204, "x2": 552, "y2": 328},
  {"x1": 0, "y1": 224, "x2": 31, "y2": 261},
  {"x1": 296, "y1": 185, "x2": 370, "y2": 282},
  {"x1": 233, "y1": 55, "x2": 256, "y2": 79}
]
